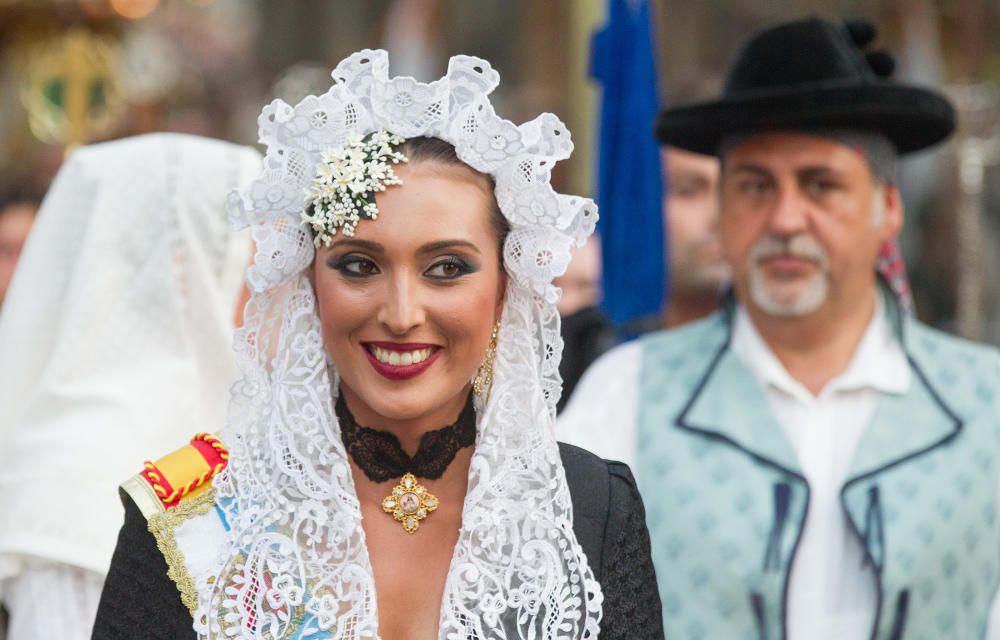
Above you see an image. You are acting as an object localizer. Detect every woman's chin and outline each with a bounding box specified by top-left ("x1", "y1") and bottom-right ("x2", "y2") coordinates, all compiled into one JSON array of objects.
[{"x1": 341, "y1": 377, "x2": 470, "y2": 425}]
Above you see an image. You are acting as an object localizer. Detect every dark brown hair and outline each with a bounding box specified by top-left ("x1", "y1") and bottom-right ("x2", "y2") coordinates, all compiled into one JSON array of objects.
[{"x1": 397, "y1": 136, "x2": 510, "y2": 254}]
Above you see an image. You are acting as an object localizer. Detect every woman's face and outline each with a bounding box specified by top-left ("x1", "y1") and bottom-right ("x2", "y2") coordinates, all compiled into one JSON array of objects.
[{"x1": 313, "y1": 161, "x2": 505, "y2": 429}]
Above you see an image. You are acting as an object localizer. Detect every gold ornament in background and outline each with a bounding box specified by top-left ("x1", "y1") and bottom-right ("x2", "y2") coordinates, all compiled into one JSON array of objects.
[
  {"x1": 381, "y1": 473, "x2": 439, "y2": 534},
  {"x1": 21, "y1": 28, "x2": 125, "y2": 150}
]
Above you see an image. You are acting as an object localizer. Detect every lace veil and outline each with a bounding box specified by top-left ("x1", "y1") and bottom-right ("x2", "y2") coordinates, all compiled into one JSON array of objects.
[
  {"x1": 201, "y1": 50, "x2": 601, "y2": 639},
  {"x1": 0, "y1": 133, "x2": 260, "y2": 577}
]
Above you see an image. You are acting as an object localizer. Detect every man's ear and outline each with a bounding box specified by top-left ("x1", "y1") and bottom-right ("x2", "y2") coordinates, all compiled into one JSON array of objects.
[{"x1": 880, "y1": 183, "x2": 904, "y2": 240}]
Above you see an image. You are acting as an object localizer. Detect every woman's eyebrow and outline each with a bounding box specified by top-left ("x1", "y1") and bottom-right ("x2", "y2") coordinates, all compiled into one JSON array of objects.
[
  {"x1": 329, "y1": 238, "x2": 384, "y2": 253},
  {"x1": 418, "y1": 239, "x2": 481, "y2": 255}
]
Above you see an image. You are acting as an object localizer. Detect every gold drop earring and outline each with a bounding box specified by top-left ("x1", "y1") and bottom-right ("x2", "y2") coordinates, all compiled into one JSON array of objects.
[{"x1": 473, "y1": 320, "x2": 500, "y2": 397}]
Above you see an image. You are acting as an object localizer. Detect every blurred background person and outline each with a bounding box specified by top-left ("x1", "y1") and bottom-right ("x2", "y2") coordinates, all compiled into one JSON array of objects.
[
  {"x1": 554, "y1": 235, "x2": 617, "y2": 412},
  {"x1": 619, "y1": 142, "x2": 727, "y2": 337},
  {"x1": 659, "y1": 145, "x2": 728, "y2": 328},
  {"x1": 623, "y1": 73, "x2": 729, "y2": 335},
  {"x1": 0, "y1": 133, "x2": 259, "y2": 640},
  {"x1": 0, "y1": 183, "x2": 40, "y2": 311},
  {"x1": 562, "y1": 16, "x2": 995, "y2": 638},
  {"x1": 556, "y1": 141, "x2": 727, "y2": 410}
]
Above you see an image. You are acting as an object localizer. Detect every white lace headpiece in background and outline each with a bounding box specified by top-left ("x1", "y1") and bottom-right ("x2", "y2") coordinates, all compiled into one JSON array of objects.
[
  {"x1": 0, "y1": 133, "x2": 259, "y2": 579},
  {"x1": 200, "y1": 49, "x2": 601, "y2": 639}
]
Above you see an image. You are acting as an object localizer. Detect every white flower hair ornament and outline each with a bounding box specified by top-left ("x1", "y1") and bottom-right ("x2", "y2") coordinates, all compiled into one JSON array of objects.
[
  {"x1": 303, "y1": 130, "x2": 407, "y2": 243},
  {"x1": 208, "y1": 50, "x2": 602, "y2": 640}
]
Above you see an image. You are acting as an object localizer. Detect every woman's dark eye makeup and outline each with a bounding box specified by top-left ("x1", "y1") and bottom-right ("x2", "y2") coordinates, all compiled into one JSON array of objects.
[
  {"x1": 328, "y1": 254, "x2": 379, "y2": 277},
  {"x1": 327, "y1": 253, "x2": 479, "y2": 280},
  {"x1": 425, "y1": 256, "x2": 478, "y2": 280}
]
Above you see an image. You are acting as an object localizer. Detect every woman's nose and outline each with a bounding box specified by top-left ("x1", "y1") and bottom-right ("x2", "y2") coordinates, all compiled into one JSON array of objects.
[{"x1": 376, "y1": 273, "x2": 426, "y2": 335}]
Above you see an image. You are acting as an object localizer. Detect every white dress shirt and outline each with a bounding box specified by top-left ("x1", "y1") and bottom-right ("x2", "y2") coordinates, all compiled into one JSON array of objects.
[
  {"x1": 729, "y1": 299, "x2": 905, "y2": 639},
  {"x1": 558, "y1": 299, "x2": 1000, "y2": 638}
]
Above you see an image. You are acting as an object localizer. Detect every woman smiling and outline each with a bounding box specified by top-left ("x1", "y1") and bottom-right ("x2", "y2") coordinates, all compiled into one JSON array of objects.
[{"x1": 92, "y1": 51, "x2": 662, "y2": 640}]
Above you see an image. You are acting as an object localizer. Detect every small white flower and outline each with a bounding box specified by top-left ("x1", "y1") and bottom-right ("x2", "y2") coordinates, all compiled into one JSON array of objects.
[
  {"x1": 305, "y1": 129, "x2": 408, "y2": 247},
  {"x1": 319, "y1": 148, "x2": 339, "y2": 165},
  {"x1": 347, "y1": 146, "x2": 367, "y2": 164},
  {"x1": 266, "y1": 574, "x2": 303, "y2": 609},
  {"x1": 310, "y1": 594, "x2": 339, "y2": 630},
  {"x1": 481, "y1": 594, "x2": 507, "y2": 626}
]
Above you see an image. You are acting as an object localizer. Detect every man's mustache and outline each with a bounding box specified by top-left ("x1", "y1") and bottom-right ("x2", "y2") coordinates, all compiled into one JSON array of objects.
[{"x1": 749, "y1": 234, "x2": 828, "y2": 267}]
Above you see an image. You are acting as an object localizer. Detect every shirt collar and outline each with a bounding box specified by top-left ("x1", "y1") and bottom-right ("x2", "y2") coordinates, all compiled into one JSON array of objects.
[{"x1": 731, "y1": 294, "x2": 911, "y2": 401}]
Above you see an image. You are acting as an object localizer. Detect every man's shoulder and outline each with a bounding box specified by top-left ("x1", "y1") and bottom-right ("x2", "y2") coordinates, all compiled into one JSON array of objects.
[
  {"x1": 636, "y1": 312, "x2": 728, "y2": 375},
  {"x1": 577, "y1": 312, "x2": 726, "y2": 383},
  {"x1": 578, "y1": 339, "x2": 641, "y2": 381},
  {"x1": 639, "y1": 311, "x2": 727, "y2": 351},
  {"x1": 119, "y1": 433, "x2": 229, "y2": 521},
  {"x1": 906, "y1": 318, "x2": 1000, "y2": 376}
]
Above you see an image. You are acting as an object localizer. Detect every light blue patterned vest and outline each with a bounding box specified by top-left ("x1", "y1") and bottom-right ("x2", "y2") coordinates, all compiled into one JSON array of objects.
[{"x1": 636, "y1": 295, "x2": 1000, "y2": 639}]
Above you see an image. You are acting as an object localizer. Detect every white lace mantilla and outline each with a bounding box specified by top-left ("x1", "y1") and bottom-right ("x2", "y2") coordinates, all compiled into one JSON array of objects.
[{"x1": 197, "y1": 50, "x2": 601, "y2": 639}]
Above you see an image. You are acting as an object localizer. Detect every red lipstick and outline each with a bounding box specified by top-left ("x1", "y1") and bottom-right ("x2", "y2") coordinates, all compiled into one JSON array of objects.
[{"x1": 362, "y1": 342, "x2": 442, "y2": 381}]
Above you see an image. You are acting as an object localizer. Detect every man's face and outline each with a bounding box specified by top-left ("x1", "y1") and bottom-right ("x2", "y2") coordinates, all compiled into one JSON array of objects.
[
  {"x1": 719, "y1": 132, "x2": 901, "y2": 318},
  {"x1": 663, "y1": 147, "x2": 728, "y2": 294}
]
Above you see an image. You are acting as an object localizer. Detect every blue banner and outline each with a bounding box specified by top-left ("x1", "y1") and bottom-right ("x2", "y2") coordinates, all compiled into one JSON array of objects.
[{"x1": 591, "y1": 0, "x2": 665, "y2": 327}]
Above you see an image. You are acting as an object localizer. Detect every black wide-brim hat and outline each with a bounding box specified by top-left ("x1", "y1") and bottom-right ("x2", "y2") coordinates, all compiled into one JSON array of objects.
[{"x1": 656, "y1": 18, "x2": 956, "y2": 155}]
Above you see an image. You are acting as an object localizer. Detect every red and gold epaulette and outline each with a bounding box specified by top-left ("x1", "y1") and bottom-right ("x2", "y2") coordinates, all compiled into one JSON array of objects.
[{"x1": 120, "y1": 433, "x2": 229, "y2": 520}]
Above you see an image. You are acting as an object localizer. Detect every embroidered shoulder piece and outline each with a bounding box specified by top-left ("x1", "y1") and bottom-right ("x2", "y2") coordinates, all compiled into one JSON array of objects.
[
  {"x1": 118, "y1": 433, "x2": 230, "y2": 615},
  {"x1": 120, "y1": 432, "x2": 229, "y2": 520}
]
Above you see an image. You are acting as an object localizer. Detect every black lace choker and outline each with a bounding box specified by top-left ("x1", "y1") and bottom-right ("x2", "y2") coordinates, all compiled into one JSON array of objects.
[{"x1": 335, "y1": 393, "x2": 477, "y2": 483}]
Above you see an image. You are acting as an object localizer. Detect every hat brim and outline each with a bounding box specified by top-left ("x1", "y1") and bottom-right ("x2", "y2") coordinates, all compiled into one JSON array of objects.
[{"x1": 656, "y1": 82, "x2": 955, "y2": 156}]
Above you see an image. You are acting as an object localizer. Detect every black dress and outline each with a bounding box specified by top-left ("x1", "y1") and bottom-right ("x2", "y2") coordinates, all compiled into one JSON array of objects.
[{"x1": 92, "y1": 443, "x2": 664, "y2": 640}]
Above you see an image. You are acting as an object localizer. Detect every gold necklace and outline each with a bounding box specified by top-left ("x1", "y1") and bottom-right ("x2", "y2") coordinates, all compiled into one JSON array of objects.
[{"x1": 381, "y1": 473, "x2": 439, "y2": 533}]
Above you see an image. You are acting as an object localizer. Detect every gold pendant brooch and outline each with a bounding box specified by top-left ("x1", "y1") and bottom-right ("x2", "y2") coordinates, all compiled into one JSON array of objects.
[{"x1": 381, "y1": 473, "x2": 439, "y2": 533}]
